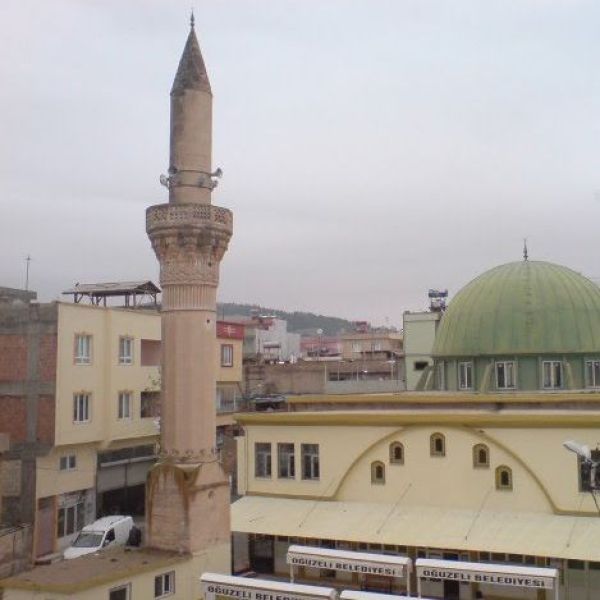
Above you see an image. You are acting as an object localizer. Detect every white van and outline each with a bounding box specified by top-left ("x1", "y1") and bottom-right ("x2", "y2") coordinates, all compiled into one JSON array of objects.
[{"x1": 63, "y1": 515, "x2": 134, "y2": 559}]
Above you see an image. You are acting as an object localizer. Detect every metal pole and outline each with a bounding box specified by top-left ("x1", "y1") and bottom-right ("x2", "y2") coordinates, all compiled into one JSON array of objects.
[
  {"x1": 417, "y1": 573, "x2": 422, "y2": 598},
  {"x1": 290, "y1": 564, "x2": 294, "y2": 583},
  {"x1": 406, "y1": 566, "x2": 411, "y2": 597},
  {"x1": 25, "y1": 255, "x2": 31, "y2": 291}
]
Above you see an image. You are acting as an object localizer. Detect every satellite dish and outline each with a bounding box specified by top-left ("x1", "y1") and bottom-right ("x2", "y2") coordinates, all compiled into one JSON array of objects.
[{"x1": 159, "y1": 174, "x2": 169, "y2": 188}]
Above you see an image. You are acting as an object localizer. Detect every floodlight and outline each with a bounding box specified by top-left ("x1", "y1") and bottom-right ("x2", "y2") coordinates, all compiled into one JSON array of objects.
[{"x1": 563, "y1": 440, "x2": 592, "y2": 462}]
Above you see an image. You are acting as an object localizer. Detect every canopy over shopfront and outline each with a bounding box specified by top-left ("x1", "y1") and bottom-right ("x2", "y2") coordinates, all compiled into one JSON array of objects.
[
  {"x1": 287, "y1": 545, "x2": 412, "y2": 594},
  {"x1": 416, "y1": 558, "x2": 558, "y2": 599},
  {"x1": 200, "y1": 573, "x2": 337, "y2": 600},
  {"x1": 232, "y1": 496, "x2": 600, "y2": 561}
]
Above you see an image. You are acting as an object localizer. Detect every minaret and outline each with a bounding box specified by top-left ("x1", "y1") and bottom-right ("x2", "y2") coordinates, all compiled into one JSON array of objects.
[{"x1": 145, "y1": 16, "x2": 232, "y2": 568}]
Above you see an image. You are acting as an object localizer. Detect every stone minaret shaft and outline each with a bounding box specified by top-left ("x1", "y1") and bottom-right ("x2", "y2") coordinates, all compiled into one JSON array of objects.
[{"x1": 145, "y1": 21, "x2": 232, "y2": 558}]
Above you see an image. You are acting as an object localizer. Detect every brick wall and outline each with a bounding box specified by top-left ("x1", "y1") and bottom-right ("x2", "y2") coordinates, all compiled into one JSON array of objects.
[
  {"x1": 0, "y1": 397, "x2": 27, "y2": 443},
  {"x1": 0, "y1": 336, "x2": 27, "y2": 382}
]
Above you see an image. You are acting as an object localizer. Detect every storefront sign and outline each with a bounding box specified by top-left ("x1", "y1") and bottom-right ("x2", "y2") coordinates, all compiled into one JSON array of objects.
[
  {"x1": 203, "y1": 582, "x2": 317, "y2": 600},
  {"x1": 416, "y1": 560, "x2": 556, "y2": 590},
  {"x1": 201, "y1": 573, "x2": 336, "y2": 600},
  {"x1": 287, "y1": 546, "x2": 409, "y2": 578}
]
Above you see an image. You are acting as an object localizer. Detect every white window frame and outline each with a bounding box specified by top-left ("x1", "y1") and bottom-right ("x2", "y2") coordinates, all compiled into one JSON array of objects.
[
  {"x1": 301, "y1": 444, "x2": 320, "y2": 480},
  {"x1": 458, "y1": 361, "x2": 473, "y2": 390},
  {"x1": 118, "y1": 391, "x2": 132, "y2": 420},
  {"x1": 57, "y1": 501, "x2": 84, "y2": 538},
  {"x1": 73, "y1": 393, "x2": 91, "y2": 423},
  {"x1": 255, "y1": 443, "x2": 272, "y2": 478},
  {"x1": 155, "y1": 571, "x2": 175, "y2": 598},
  {"x1": 278, "y1": 443, "x2": 295, "y2": 479},
  {"x1": 109, "y1": 584, "x2": 131, "y2": 600},
  {"x1": 221, "y1": 344, "x2": 234, "y2": 367},
  {"x1": 119, "y1": 336, "x2": 134, "y2": 365},
  {"x1": 74, "y1": 334, "x2": 92, "y2": 365},
  {"x1": 542, "y1": 360, "x2": 563, "y2": 389},
  {"x1": 585, "y1": 360, "x2": 600, "y2": 388},
  {"x1": 59, "y1": 455, "x2": 77, "y2": 471},
  {"x1": 495, "y1": 361, "x2": 516, "y2": 390}
]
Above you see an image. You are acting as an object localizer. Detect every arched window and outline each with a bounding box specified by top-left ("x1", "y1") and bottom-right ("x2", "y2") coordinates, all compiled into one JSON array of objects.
[
  {"x1": 389, "y1": 442, "x2": 404, "y2": 465},
  {"x1": 473, "y1": 444, "x2": 490, "y2": 468},
  {"x1": 371, "y1": 461, "x2": 385, "y2": 484},
  {"x1": 430, "y1": 433, "x2": 445, "y2": 457},
  {"x1": 496, "y1": 465, "x2": 513, "y2": 490}
]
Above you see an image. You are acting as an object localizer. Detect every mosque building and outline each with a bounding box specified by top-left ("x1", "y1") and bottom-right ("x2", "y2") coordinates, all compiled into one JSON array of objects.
[{"x1": 232, "y1": 255, "x2": 600, "y2": 600}]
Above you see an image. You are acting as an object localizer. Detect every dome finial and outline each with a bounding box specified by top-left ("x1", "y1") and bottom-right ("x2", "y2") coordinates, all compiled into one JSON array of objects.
[
  {"x1": 190, "y1": 8, "x2": 195, "y2": 30},
  {"x1": 523, "y1": 238, "x2": 529, "y2": 261}
]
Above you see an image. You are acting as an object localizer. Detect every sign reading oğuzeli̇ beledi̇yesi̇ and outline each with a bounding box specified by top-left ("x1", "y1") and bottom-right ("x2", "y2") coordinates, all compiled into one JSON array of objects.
[
  {"x1": 203, "y1": 583, "x2": 326, "y2": 600},
  {"x1": 417, "y1": 566, "x2": 554, "y2": 590},
  {"x1": 287, "y1": 552, "x2": 404, "y2": 577}
]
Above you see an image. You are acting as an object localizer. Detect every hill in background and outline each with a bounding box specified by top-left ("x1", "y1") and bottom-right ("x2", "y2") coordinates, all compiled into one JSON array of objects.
[{"x1": 217, "y1": 302, "x2": 358, "y2": 336}]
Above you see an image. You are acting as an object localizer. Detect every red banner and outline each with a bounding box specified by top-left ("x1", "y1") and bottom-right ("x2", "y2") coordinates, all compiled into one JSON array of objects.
[{"x1": 217, "y1": 321, "x2": 245, "y2": 340}]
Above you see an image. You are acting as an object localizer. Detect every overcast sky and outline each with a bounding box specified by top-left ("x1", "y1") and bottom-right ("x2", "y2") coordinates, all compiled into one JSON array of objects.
[{"x1": 2, "y1": 0, "x2": 600, "y2": 327}]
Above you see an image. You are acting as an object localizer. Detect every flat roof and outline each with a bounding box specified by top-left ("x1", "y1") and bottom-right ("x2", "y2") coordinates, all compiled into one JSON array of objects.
[
  {"x1": 235, "y1": 409, "x2": 600, "y2": 428},
  {"x1": 285, "y1": 391, "x2": 600, "y2": 406},
  {"x1": 0, "y1": 547, "x2": 189, "y2": 593}
]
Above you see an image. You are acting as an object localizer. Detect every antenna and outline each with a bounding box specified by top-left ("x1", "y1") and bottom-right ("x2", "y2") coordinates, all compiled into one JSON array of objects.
[{"x1": 25, "y1": 255, "x2": 32, "y2": 291}]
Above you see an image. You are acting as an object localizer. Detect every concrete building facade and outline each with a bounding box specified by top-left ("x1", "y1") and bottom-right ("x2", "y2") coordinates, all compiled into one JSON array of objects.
[{"x1": 403, "y1": 311, "x2": 441, "y2": 391}]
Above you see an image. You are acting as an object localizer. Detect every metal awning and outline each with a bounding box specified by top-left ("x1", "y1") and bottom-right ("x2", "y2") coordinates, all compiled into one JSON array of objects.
[
  {"x1": 415, "y1": 558, "x2": 558, "y2": 599},
  {"x1": 232, "y1": 495, "x2": 600, "y2": 562},
  {"x1": 200, "y1": 573, "x2": 337, "y2": 600},
  {"x1": 287, "y1": 545, "x2": 411, "y2": 579},
  {"x1": 63, "y1": 280, "x2": 160, "y2": 306}
]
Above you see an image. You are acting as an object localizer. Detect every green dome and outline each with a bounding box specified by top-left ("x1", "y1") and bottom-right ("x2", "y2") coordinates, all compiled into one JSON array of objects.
[{"x1": 432, "y1": 261, "x2": 600, "y2": 357}]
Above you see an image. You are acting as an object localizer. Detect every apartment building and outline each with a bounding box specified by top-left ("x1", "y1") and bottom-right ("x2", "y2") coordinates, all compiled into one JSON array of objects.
[{"x1": 0, "y1": 289, "x2": 243, "y2": 564}]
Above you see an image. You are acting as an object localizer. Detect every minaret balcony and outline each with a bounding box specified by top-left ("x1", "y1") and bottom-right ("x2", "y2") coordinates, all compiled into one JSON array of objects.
[{"x1": 146, "y1": 203, "x2": 232, "y2": 237}]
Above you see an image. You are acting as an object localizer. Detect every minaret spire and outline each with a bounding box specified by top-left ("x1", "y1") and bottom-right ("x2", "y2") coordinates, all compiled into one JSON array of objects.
[
  {"x1": 523, "y1": 238, "x2": 529, "y2": 261},
  {"x1": 165, "y1": 16, "x2": 215, "y2": 205}
]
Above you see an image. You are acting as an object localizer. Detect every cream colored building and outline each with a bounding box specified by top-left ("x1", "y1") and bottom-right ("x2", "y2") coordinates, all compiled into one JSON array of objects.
[
  {"x1": 341, "y1": 331, "x2": 403, "y2": 361},
  {"x1": 231, "y1": 260, "x2": 600, "y2": 600},
  {"x1": 28, "y1": 301, "x2": 243, "y2": 559},
  {"x1": 233, "y1": 395, "x2": 600, "y2": 600}
]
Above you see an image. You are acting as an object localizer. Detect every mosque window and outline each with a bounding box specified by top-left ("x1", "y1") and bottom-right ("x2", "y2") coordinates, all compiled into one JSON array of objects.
[
  {"x1": 495, "y1": 361, "x2": 516, "y2": 389},
  {"x1": 254, "y1": 443, "x2": 272, "y2": 478},
  {"x1": 495, "y1": 466, "x2": 513, "y2": 490},
  {"x1": 542, "y1": 361, "x2": 563, "y2": 389},
  {"x1": 278, "y1": 443, "x2": 295, "y2": 479},
  {"x1": 389, "y1": 442, "x2": 404, "y2": 464},
  {"x1": 301, "y1": 444, "x2": 320, "y2": 480},
  {"x1": 458, "y1": 362, "x2": 473, "y2": 390},
  {"x1": 473, "y1": 444, "x2": 489, "y2": 468},
  {"x1": 371, "y1": 461, "x2": 385, "y2": 484},
  {"x1": 585, "y1": 360, "x2": 600, "y2": 388},
  {"x1": 430, "y1": 433, "x2": 445, "y2": 457}
]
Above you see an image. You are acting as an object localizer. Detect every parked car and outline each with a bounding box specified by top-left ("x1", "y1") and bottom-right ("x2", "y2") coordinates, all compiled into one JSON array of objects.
[{"x1": 63, "y1": 515, "x2": 134, "y2": 559}]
